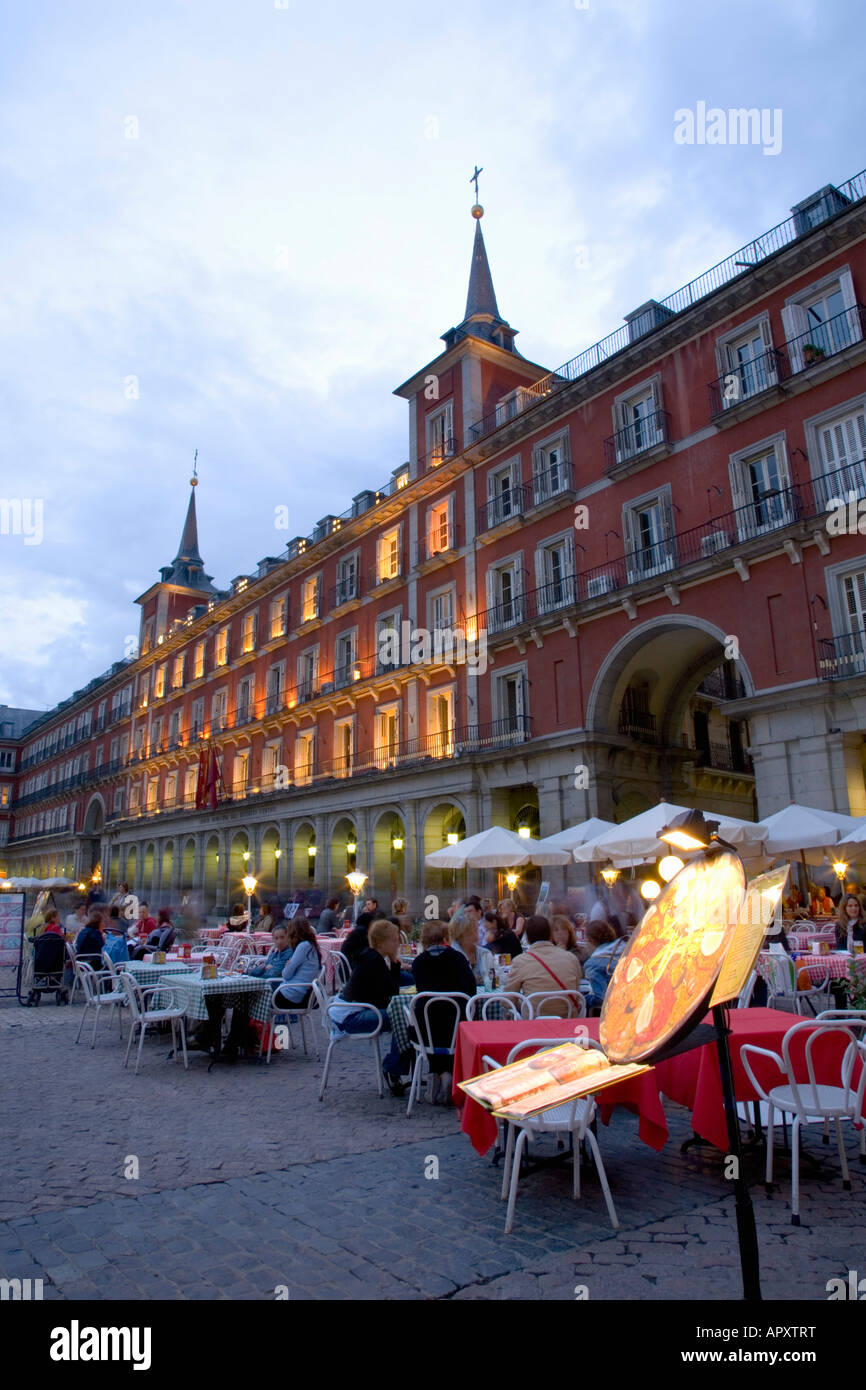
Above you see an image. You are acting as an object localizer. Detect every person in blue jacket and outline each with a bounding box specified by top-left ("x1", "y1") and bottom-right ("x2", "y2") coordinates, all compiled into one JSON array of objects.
[{"x1": 273, "y1": 918, "x2": 322, "y2": 1006}]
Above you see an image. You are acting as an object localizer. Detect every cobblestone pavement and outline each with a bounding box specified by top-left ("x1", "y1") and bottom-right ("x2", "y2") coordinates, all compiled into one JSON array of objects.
[{"x1": 1, "y1": 995, "x2": 863, "y2": 1301}]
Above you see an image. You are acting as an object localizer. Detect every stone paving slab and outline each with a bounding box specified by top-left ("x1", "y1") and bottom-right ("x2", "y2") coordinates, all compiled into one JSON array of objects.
[{"x1": 1, "y1": 997, "x2": 864, "y2": 1300}]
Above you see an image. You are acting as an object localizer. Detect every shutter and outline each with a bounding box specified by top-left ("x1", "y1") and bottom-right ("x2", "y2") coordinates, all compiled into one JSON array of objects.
[
  {"x1": 781, "y1": 303, "x2": 811, "y2": 372},
  {"x1": 622, "y1": 504, "x2": 637, "y2": 578},
  {"x1": 660, "y1": 493, "x2": 675, "y2": 567},
  {"x1": 376, "y1": 534, "x2": 383, "y2": 579},
  {"x1": 447, "y1": 494, "x2": 456, "y2": 549},
  {"x1": 729, "y1": 459, "x2": 749, "y2": 538}
]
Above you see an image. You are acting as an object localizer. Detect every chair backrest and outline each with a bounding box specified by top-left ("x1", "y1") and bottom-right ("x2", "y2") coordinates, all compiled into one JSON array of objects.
[
  {"x1": 736, "y1": 970, "x2": 758, "y2": 1009},
  {"x1": 65, "y1": 941, "x2": 77, "y2": 967},
  {"x1": 408, "y1": 992, "x2": 470, "y2": 1055},
  {"x1": 815, "y1": 1008, "x2": 866, "y2": 1032},
  {"x1": 76, "y1": 960, "x2": 104, "y2": 1005},
  {"x1": 117, "y1": 970, "x2": 146, "y2": 1021},
  {"x1": 526, "y1": 990, "x2": 586, "y2": 1019},
  {"x1": 780, "y1": 1019, "x2": 864, "y2": 1114},
  {"x1": 329, "y1": 951, "x2": 351, "y2": 992},
  {"x1": 502, "y1": 1035, "x2": 606, "y2": 1125},
  {"x1": 764, "y1": 953, "x2": 797, "y2": 998},
  {"x1": 466, "y1": 992, "x2": 531, "y2": 1021},
  {"x1": 101, "y1": 950, "x2": 121, "y2": 984},
  {"x1": 311, "y1": 979, "x2": 331, "y2": 1028}
]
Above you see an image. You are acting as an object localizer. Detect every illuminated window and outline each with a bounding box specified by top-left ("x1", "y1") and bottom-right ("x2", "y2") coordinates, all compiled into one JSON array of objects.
[
  {"x1": 374, "y1": 705, "x2": 399, "y2": 770},
  {"x1": 301, "y1": 577, "x2": 320, "y2": 623},
  {"x1": 172, "y1": 654, "x2": 184, "y2": 689},
  {"x1": 215, "y1": 628, "x2": 229, "y2": 666},
  {"x1": 270, "y1": 595, "x2": 287, "y2": 639},
  {"x1": 241, "y1": 611, "x2": 257, "y2": 653},
  {"x1": 233, "y1": 750, "x2": 249, "y2": 797},
  {"x1": 165, "y1": 771, "x2": 178, "y2": 806},
  {"x1": 0, "y1": 785, "x2": 10, "y2": 807},
  {"x1": 194, "y1": 642, "x2": 205, "y2": 679},
  {"x1": 146, "y1": 777, "x2": 158, "y2": 812},
  {"x1": 294, "y1": 730, "x2": 314, "y2": 787},
  {"x1": 378, "y1": 526, "x2": 400, "y2": 581},
  {"x1": 262, "y1": 740, "x2": 281, "y2": 789},
  {"x1": 426, "y1": 499, "x2": 453, "y2": 556},
  {"x1": 334, "y1": 718, "x2": 354, "y2": 778},
  {"x1": 154, "y1": 665, "x2": 166, "y2": 699},
  {"x1": 427, "y1": 689, "x2": 454, "y2": 758},
  {"x1": 184, "y1": 766, "x2": 197, "y2": 805}
]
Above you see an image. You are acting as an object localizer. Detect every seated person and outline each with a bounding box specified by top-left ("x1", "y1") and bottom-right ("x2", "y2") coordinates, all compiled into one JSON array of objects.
[
  {"x1": 481, "y1": 912, "x2": 522, "y2": 959},
  {"x1": 227, "y1": 903, "x2": 250, "y2": 930},
  {"x1": 216, "y1": 923, "x2": 300, "y2": 1056},
  {"x1": 340, "y1": 907, "x2": 377, "y2": 966},
  {"x1": 130, "y1": 908, "x2": 176, "y2": 959},
  {"x1": 550, "y1": 916, "x2": 581, "y2": 958},
  {"x1": 582, "y1": 921, "x2": 626, "y2": 1010},
  {"x1": 506, "y1": 916, "x2": 583, "y2": 1015},
  {"x1": 448, "y1": 911, "x2": 494, "y2": 986},
  {"x1": 103, "y1": 908, "x2": 130, "y2": 964},
  {"x1": 244, "y1": 923, "x2": 293, "y2": 979},
  {"x1": 273, "y1": 919, "x2": 322, "y2": 1007},
  {"x1": 410, "y1": 920, "x2": 475, "y2": 1095},
  {"x1": 810, "y1": 885, "x2": 833, "y2": 917},
  {"x1": 74, "y1": 913, "x2": 106, "y2": 971},
  {"x1": 316, "y1": 898, "x2": 342, "y2": 935},
  {"x1": 328, "y1": 919, "x2": 410, "y2": 1094},
  {"x1": 128, "y1": 901, "x2": 156, "y2": 942},
  {"x1": 836, "y1": 894, "x2": 866, "y2": 949}
]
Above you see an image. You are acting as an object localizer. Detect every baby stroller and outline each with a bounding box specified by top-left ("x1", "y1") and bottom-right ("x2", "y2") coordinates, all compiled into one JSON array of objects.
[{"x1": 24, "y1": 931, "x2": 69, "y2": 1006}]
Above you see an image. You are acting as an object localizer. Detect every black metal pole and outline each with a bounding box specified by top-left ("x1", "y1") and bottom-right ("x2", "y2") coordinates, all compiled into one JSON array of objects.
[{"x1": 712, "y1": 1002, "x2": 762, "y2": 1301}]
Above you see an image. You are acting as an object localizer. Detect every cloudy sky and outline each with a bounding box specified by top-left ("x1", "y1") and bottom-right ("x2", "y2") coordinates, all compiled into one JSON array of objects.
[{"x1": 1, "y1": 0, "x2": 863, "y2": 712}]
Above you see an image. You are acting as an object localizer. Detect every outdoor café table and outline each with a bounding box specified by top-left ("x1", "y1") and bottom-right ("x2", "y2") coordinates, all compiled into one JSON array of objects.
[
  {"x1": 650, "y1": 1006, "x2": 864, "y2": 1153},
  {"x1": 388, "y1": 989, "x2": 514, "y2": 1056},
  {"x1": 152, "y1": 968, "x2": 274, "y2": 1025},
  {"x1": 786, "y1": 927, "x2": 835, "y2": 950},
  {"x1": 123, "y1": 959, "x2": 197, "y2": 990},
  {"x1": 756, "y1": 950, "x2": 863, "y2": 983},
  {"x1": 453, "y1": 1017, "x2": 669, "y2": 1157}
]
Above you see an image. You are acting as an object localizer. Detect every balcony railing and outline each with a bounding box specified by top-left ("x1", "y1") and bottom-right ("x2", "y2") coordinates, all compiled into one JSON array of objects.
[
  {"x1": 818, "y1": 631, "x2": 866, "y2": 680},
  {"x1": 708, "y1": 347, "x2": 786, "y2": 416},
  {"x1": 604, "y1": 409, "x2": 671, "y2": 473},
  {"x1": 786, "y1": 303, "x2": 865, "y2": 374},
  {"x1": 693, "y1": 741, "x2": 754, "y2": 775},
  {"x1": 476, "y1": 462, "x2": 575, "y2": 535},
  {"x1": 413, "y1": 524, "x2": 461, "y2": 567},
  {"x1": 467, "y1": 165, "x2": 866, "y2": 445},
  {"x1": 328, "y1": 574, "x2": 363, "y2": 609},
  {"x1": 368, "y1": 558, "x2": 405, "y2": 589},
  {"x1": 618, "y1": 710, "x2": 657, "y2": 742}
]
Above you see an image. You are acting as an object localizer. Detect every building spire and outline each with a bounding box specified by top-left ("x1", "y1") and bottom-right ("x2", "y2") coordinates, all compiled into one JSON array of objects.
[
  {"x1": 158, "y1": 459, "x2": 216, "y2": 593},
  {"x1": 441, "y1": 179, "x2": 518, "y2": 354}
]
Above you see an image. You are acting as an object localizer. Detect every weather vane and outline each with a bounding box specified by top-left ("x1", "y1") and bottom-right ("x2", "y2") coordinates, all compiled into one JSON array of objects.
[
  {"x1": 470, "y1": 165, "x2": 483, "y2": 202},
  {"x1": 191, "y1": 448, "x2": 198, "y2": 488}
]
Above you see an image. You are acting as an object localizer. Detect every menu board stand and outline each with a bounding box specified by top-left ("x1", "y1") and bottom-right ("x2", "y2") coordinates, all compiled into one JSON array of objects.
[
  {"x1": 712, "y1": 1002, "x2": 761, "y2": 1302},
  {"x1": 0, "y1": 893, "x2": 27, "y2": 1003}
]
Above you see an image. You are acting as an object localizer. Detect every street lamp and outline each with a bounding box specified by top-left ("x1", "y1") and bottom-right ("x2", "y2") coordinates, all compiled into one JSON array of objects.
[
  {"x1": 242, "y1": 871, "x2": 257, "y2": 927},
  {"x1": 600, "y1": 864, "x2": 620, "y2": 886},
  {"x1": 392, "y1": 836, "x2": 403, "y2": 852},
  {"x1": 833, "y1": 859, "x2": 848, "y2": 884},
  {"x1": 640, "y1": 879, "x2": 661, "y2": 901},
  {"x1": 347, "y1": 869, "x2": 368, "y2": 923},
  {"x1": 447, "y1": 832, "x2": 459, "y2": 846},
  {"x1": 658, "y1": 855, "x2": 685, "y2": 883},
  {"x1": 505, "y1": 870, "x2": 520, "y2": 891},
  {"x1": 517, "y1": 826, "x2": 532, "y2": 840}
]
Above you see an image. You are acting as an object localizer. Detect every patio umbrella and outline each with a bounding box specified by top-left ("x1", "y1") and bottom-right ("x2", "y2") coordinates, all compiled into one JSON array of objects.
[
  {"x1": 573, "y1": 800, "x2": 767, "y2": 866},
  {"x1": 424, "y1": 825, "x2": 570, "y2": 869},
  {"x1": 757, "y1": 803, "x2": 859, "y2": 864},
  {"x1": 835, "y1": 815, "x2": 866, "y2": 852},
  {"x1": 533, "y1": 817, "x2": 616, "y2": 854}
]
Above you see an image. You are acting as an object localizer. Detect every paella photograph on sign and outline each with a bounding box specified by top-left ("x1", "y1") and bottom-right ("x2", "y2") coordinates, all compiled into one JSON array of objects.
[{"x1": 600, "y1": 852, "x2": 746, "y2": 1064}]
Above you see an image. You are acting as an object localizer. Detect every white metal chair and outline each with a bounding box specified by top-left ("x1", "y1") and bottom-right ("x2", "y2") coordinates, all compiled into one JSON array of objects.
[
  {"x1": 264, "y1": 972, "x2": 324, "y2": 1062},
  {"x1": 736, "y1": 970, "x2": 758, "y2": 1009},
  {"x1": 316, "y1": 981, "x2": 384, "y2": 1100},
  {"x1": 741, "y1": 1019, "x2": 866, "y2": 1225},
  {"x1": 466, "y1": 992, "x2": 532, "y2": 1021},
  {"x1": 328, "y1": 951, "x2": 352, "y2": 993},
  {"x1": 526, "y1": 990, "x2": 587, "y2": 1019},
  {"x1": 405, "y1": 992, "x2": 470, "y2": 1115},
  {"x1": 65, "y1": 942, "x2": 83, "y2": 1004},
  {"x1": 485, "y1": 1036, "x2": 619, "y2": 1234},
  {"x1": 816, "y1": 1010, "x2": 866, "y2": 1161},
  {"x1": 118, "y1": 970, "x2": 189, "y2": 1075},
  {"x1": 764, "y1": 954, "x2": 830, "y2": 1016},
  {"x1": 74, "y1": 962, "x2": 127, "y2": 1047}
]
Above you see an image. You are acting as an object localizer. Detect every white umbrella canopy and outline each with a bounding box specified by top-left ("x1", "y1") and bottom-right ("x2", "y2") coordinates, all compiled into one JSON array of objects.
[
  {"x1": 533, "y1": 817, "x2": 617, "y2": 854},
  {"x1": 758, "y1": 804, "x2": 859, "y2": 861},
  {"x1": 834, "y1": 815, "x2": 866, "y2": 852},
  {"x1": 573, "y1": 800, "x2": 767, "y2": 865},
  {"x1": 424, "y1": 825, "x2": 570, "y2": 869}
]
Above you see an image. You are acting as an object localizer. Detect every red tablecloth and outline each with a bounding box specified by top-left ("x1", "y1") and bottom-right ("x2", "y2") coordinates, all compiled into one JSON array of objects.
[
  {"x1": 453, "y1": 1018, "x2": 669, "y2": 1156},
  {"x1": 652, "y1": 1008, "x2": 860, "y2": 1152}
]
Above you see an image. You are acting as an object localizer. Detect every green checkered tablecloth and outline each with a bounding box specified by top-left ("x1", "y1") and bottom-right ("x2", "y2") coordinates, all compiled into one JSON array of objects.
[
  {"x1": 152, "y1": 969, "x2": 274, "y2": 1023},
  {"x1": 123, "y1": 960, "x2": 197, "y2": 989},
  {"x1": 387, "y1": 991, "x2": 510, "y2": 1051}
]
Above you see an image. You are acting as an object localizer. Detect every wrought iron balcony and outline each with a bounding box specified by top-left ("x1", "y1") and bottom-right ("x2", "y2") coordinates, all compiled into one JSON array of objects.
[
  {"x1": 328, "y1": 574, "x2": 363, "y2": 609},
  {"x1": 618, "y1": 710, "x2": 657, "y2": 742},
  {"x1": 604, "y1": 409, "x2": 671, "y2": 474},
  {"x1": 785, "y1": 303, "x2": 866, "y2": 374},
  {"x1": 476, "y1": 463, "x2": 575, "y2": 535},
  {"x1": 818, "y1": 631, "x2": 866, "y2": 680},
  {"x1": 707, "y1": 347, "x2": 786, "y2": 416}
]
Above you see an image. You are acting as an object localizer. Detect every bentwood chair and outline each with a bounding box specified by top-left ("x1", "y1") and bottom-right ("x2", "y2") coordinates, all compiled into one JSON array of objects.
[
  {"x1": 485, "y1": 1036, "x2": 619, "y2": 1235},
  {"x1": 741, "y1": 1019, "x2": 866, "y2": 1224}
]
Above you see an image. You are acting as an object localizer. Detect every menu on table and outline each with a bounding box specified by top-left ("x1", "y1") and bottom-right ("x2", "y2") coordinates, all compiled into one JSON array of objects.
[{"x1": 459, "y1": 1043, "x2": 649, "y2": 1119}]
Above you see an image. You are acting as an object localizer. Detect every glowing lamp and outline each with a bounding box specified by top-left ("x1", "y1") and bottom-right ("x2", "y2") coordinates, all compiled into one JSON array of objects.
[
  {"x1": 600, "y1": 865, "x2": 620, "y2": 886},
  {"x1": 308, "y1": 845, "x2": 317, "y2": 857},
  {"x1": 241, "y1": 873, "x2": 257, "y2": 896},
  {"x1": 274, "y1": 848, "x2": 281, "y2": 859},
  {"x1": 658, "y1": 855, "x2": 685, "y2": 883},
  {"x1": 833, "y1": 860, "x2": 848, "y2": 881},
  {"x1": 392, "y1": 836, "x2": 404, "y2": 851},
  {"x1": 347, "y1": 870, "x2": 368, "y2": 895},
  {"x1": 446, "y1": 832, "x2": 459, "y2": 846},
  {"x1": 505, "y1": 871, "x2": 520, "y2": 891},
  {"x1": 242, "y1": 850, "x2": 250, "y2": 861},
  {"x1": 517, "y1": 826, "x2": 532, "y2": 840},
  {"x1": 77, "y1": 881, "x2": 87, "y2": 892},
  {"x1": 659, "y1": 809, "x2": 720, "y2": 852},
  {"x1": 640, "y1": 879, "x2": 661, "y2": 901}
]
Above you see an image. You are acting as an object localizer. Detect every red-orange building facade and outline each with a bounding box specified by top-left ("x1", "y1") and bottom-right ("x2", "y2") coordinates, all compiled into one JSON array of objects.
[{"x1": 5, "y1": 171, "x2": 866, "y2": 909}]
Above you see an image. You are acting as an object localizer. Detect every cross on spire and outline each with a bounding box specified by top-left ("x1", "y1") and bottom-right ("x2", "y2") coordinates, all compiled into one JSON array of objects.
[{"x1": 470, "y1": 165, "x2": 483, "y2": 202}]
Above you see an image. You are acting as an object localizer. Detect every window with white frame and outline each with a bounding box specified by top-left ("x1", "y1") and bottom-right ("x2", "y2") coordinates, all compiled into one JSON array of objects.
[
  {"x1": 335, "y1": 552, "x2": 359, "y2": 605},
  {"x1": 0, "y1": 750, "x2": 13, "y2": 770},
  {"x1": 233, "y1": 750, "x2": 249, "y2": 797},
  {"x1": 146, "y1": 777, "x2": 158, "y2": 812},
  {"x1": 376, "y1": 609, "x2": 401, "y2": 671},
  {"x1": 729, "y1": 435, "x2": 793, "y2": 539},
  {"x1": 428, "y1": 586, "x2": 455, "y2": 635},
  {"x1": 215, "y1": 627, "x2": 229, "y2": 666},
  {"x1": 334, "y1": 630, "x2": 356, "y2": 685},
  {"x1": 142, "y1": 618, "x2": 155, "y2": 654},
  {"x1": 112, "y1": 787, "x2": 124, "y2": 815},
  {"x1": 165, "y1": 771, "x2": 178, "y2": 806},
  {"x1": 191, "y1": 697, "x2": 204, "y2": 738},
  {"x1": 236, "y1": 676, "x2": 254, "y2": 724},
  {"x1": 622, "y1": 487, "x2": 675, "y2": 580},
  {"x1": 130, "y1": 781, "x2": 141, "y2": 811},
  {"x1": 536, "y1": 533, "x2": 575, "y2": 610},
  {"x1": 294, "y1": 730, "x2": 315, "y2": 786},
  {"x1": 334, "y1": 717, "x2": 354, "y2": 778},
  {"x1": 171, "y1": 654, "x2": 185, "y2": 689},
  {"x1": 266, "y1": 663, "x2": 284, "y2": 714},
  {"x1": 212, "y1": 689, "x2": 228, "y2": 733},
  {"x1": 426, "y1": 497, "x2": 454, "y2": 557},
  {"x1": 0, "y1": 785, "x2": 10, "y2": 808},
  {"x1": 810, "y1": 400, "x2": 866, "y2": 504},
  {"x1": 485, "y1": 458, "x2": 522, "y2": 528},
  {"x1": 298, "y1": 647, "x2": 319, "y2": 700},
  {"x1": 269, "y1": 594, "x2": 287, "y2": 639},
  {"x1": 193, "y1": 641, "x2": 205, "y2": 679},
  {"x1": 110, "y1": 737, "x2": 119, "y2": 764},
  {"x1": 153, "y1": 665, "x2": 166, "y2": 699},
  {"x1": 377, "y1": 525, "x2": 401, "y2": 582},
  {"x1": 184, "y1": 766, "x2": 197, "y2": 805},
  {"x1": 241, "y1": 610, "x2": 257, "y2": 653},
  {"x1": 374, "y1": 705, "x2": 399, "y2": 769},
  {"x1": 426, "y1": 401, "x2": 453, "y2": 463},
  {"x1": 613, "y1": 378, "x2": 665, "y2": 460},
  {"x1": 532, "y1": 435, "x2": 570, "y2": 503},
  {"x1": 486, "y1": 559, "x2": 524, "y2": 631},
  {"x1": 262, "y1": 739, "x2": 281, "y2": 789},
  {"x1": 301, "y1": 576, "x2": 320, "y2": 623},
  {"x1": 825, "y1": 558, "x2": 866, "y2": 670},
  {"x1": 427, "y1": 688, "x2": 454, "y2": 758},
  {"x1": 782, "y1": 268, "x2": 860, "y2": 373},
  {"x1": 494, "y1": 668, "x2": 528, "y2": 737},
  {"x1": 715, "y1": 314, "x2": 777, "y2": 407},
  {"x1": 151, "y1": 717, "x2": 163, "y2": 754},
  {"x1": 168, "y1": 710, "x2": 181, "y2": 745}
]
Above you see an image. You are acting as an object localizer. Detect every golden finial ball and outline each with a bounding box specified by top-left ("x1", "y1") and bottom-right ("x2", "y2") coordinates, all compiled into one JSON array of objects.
[
  {"x1": 189, "y1": 476, "x2": 198, "y2": 486},
  {"x1": 471, "y1": 203, "x2": 484, "y2": 219}
]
